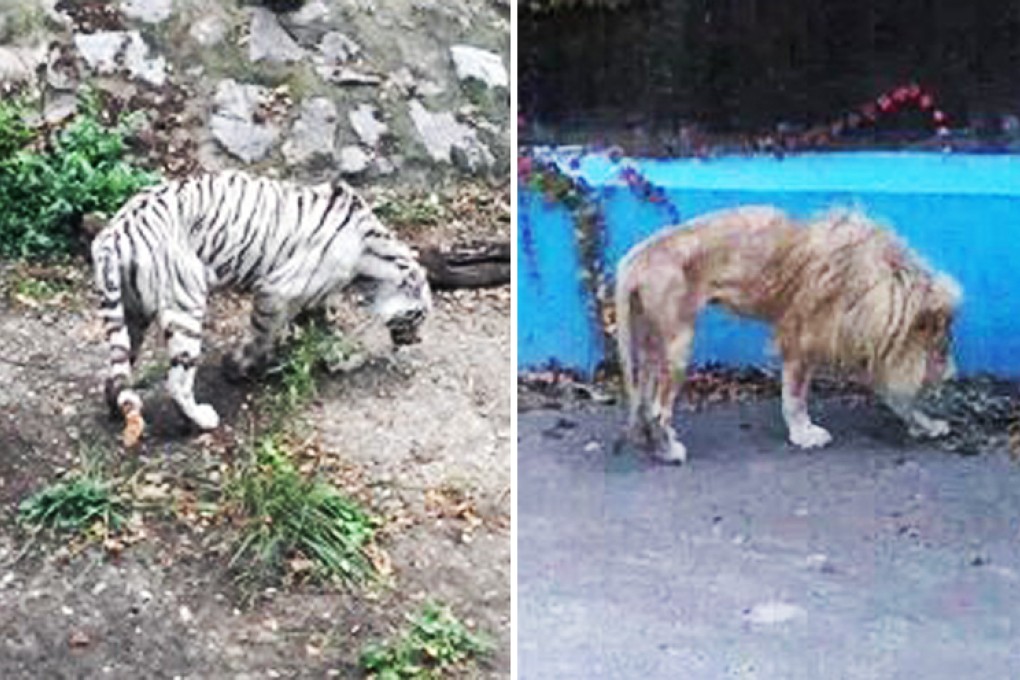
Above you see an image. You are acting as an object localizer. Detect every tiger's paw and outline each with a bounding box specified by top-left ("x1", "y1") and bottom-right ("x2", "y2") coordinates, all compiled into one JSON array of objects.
[
  {"x1": 191, "y1": 404, "x2": 221, "y2": 431},
  {"x1": 221, "y1": 352, "x2": 262, "y2": 384}
]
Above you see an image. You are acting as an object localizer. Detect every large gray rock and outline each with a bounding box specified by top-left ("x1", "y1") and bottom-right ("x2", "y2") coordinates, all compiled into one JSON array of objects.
[
  {"x1": 248, "y1": 8, "x2": 304, "y2": 63},
  {"x1": 450, "y1": 45, "x2": 507, "y2": 89},
  {"x1": 408, "y1": 100, "x2": 494, "y2": 172},
  {"x1": 349, "y1": 104, "x2": 388, "y2": 147},
  {"x1": 74, "y1": 31, "x2": 167, "y2": 86},
  {"x1": 121, "y1": 0, "x2": 173, "y2": 24},
  {"x1": 209, "y1": 79, "x2": 279, "y2": 163},
  {"x1": 0, "y1": 44, "x2": 47, "y2": 84},
  {"x1": 338, "y1": 145, "x2": 370, "y2": 176},
  {"x1": 282, "y1": 97, "x2": 338, "y2": 167}
]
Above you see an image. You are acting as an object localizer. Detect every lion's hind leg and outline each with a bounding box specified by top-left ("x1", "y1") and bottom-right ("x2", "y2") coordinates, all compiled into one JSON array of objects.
[
  {"x1": 625, "y1": 318, "x2": 693, "y2": 464},
  {"x1": 782, "y1": 358, "x2": 833, "y2": 449}
]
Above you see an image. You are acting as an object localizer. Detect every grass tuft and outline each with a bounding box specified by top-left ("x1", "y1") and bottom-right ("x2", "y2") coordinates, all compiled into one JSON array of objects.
[
  {"x1": 263, "y1": 319, "x2": 362, "y2": 424},
  {"x1": 359, "y1": 603, "x2": 493, "y2": 679},
  {"x1": 19, "y1": 473, "x2": 127, "y2": 536},
  {"x1": 228, "y1": 436, "x2": 378, "y2": 598}
]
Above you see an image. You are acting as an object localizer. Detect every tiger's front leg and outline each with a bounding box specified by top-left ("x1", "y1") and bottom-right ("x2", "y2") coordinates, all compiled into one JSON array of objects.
[{"x1": 162, "y1": 307, "x2": 220, "y2": 431}]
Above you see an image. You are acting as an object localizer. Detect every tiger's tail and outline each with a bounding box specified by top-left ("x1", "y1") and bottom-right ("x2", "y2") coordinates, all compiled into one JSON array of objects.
[{"x1": 91, "y1": 229, "x2": 145, "y2": 447}]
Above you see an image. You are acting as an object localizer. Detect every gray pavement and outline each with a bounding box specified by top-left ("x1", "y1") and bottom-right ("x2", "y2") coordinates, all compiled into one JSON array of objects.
[{"x1": 518, "y1": 397, "x2": 1020, "y2": 679}]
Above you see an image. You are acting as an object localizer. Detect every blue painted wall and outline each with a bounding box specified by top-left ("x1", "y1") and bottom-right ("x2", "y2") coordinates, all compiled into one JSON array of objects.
[{"x1": 518, "y1": 152, "x2": 1020, "y2": 376}]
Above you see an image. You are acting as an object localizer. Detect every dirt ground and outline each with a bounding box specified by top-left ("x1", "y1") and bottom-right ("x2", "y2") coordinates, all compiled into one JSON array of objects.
[
  {"x1": 0, "y1": 260, "x2": 510, "y2": 677},
  {"x1": 517, "y1": 389, "x2": 1020, "y2": 679}
]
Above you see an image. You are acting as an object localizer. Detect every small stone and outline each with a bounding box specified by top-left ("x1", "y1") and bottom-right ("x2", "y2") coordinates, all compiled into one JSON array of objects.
[
  {"x1": 388, "y1": 66, "x2": 417, "y2": 96},
  {"x1": 189, "y1": 15, "x2": 228, "y2": 47},
  {"x1": 318, "y1": 32, "x2": 360, "y2": 64},
  {"x1": 744, "y1": 601, "x2": 806, "y2": 625},
  {"x1": 248, "y1": 7, "x2": 304, "y2": 63},
  {"x1": 121, "y1": 0, "x2": 173, "y2": 24},
  {"x1": 210, "y1": 79, "x2": 279, "y2": 163},
  {"x1": 408, "y1": 100, "x2": 494, "y2": 171},
  {"x1": 349, "y1": 104, "x2": 388, "y2": 147},
  {"x1": 74, "y1": 31, "x2": 166, "y2": 86},
  {"x1": 338, "y1": 146, "x2": 370, "y2": 175},
  {"x1": 450, "y1": 45, "x2": 508, "y2": 89},
  {"x1": 317, "y1": 66, "x2": 381, "y2": 86},
  {"x1": 282, "y1": 97, "x2": 338, "y2": 167},
  {"x1": 44, "y1": 95, "x2": 78, "y2": 125},
  {"x1": 179, "y1": 605, "x2": 194, "y2": 623}
]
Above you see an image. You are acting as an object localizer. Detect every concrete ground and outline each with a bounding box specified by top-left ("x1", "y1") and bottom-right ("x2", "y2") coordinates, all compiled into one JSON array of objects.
[{"x1": 517, "y1": 396, "x2": 1020, "y2": 679}]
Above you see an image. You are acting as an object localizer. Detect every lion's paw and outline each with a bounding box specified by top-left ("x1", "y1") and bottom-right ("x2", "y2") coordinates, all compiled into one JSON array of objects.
[
  {"x1": 789, "y1": 423, "x2": 833, "y2": 449},
  {"x1": 910, "y1": 417, "x2": 949, "y2": 439},
  {"x1": 654, "y1": 438, "x2": 688, "y2": 465}
]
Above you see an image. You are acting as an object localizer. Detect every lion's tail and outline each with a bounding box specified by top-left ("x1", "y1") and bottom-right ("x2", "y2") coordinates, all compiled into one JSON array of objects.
[{"x1": 614, "y1": 255, "x2": 645, "y2": 422}]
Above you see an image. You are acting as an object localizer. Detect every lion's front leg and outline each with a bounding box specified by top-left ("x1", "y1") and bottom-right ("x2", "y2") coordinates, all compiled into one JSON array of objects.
[
  {"x1": 881, "y1": 392, "x2": 950, "y2": 439},
  {"x1": 782, "y1": 359, "x2": 832, "y2": 449}
]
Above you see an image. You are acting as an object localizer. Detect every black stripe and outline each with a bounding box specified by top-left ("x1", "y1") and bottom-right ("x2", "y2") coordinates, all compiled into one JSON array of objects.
[{"x1": 170, "y1": 354, "x2": 196, "y2": 369}]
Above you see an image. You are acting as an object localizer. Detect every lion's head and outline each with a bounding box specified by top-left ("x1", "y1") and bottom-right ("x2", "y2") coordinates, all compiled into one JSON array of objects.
[{"x1": 773, "y1": 209, "x2": 962, "y2": 398}]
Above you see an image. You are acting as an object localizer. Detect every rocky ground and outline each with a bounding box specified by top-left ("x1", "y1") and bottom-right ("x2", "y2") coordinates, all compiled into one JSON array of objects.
[{"x1": 0, "y1": 0, "x2": 509, "y2": 185}]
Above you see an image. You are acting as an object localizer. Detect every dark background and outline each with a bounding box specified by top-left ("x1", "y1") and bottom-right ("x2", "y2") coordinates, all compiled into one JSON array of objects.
[{"x1": 520, "y1": 0, "x2": 1020, "y2": 149}]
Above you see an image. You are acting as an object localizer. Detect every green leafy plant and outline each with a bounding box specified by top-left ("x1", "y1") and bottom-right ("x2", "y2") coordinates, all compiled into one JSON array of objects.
[
  {"x1": 19, "y1": 473, "x2": 127, "y2": 535},
  {"x1": 0, "y1": 91, "x2": 158, "y2": 259},
  {"x1": 264, "y1": 319, "x2": 362, "y2": 424},
  {"x1": 373, "y1": 194, "x2": 445, "y2": 232},
  {"x1": 12, "y1": 275, "x2": 70, "y2": 302},
  {"x1": 360, "y1": 603, "x2": 493, "y2": 679},
  {"x1": 228, "y1": 436, "x2": 378, "y2": 597}
]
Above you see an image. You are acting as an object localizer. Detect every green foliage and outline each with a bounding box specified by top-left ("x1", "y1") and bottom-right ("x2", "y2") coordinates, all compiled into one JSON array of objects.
[
  {"x1": 19, "y1": 473, "x2": 126, "y2": 535},
  {"x1": 360, "y1": 603, "x2": 492, "y2": 679},
  {"x1": 373, "y1": 194, "x2": 444, "y2": 232},
  {"x1": 0, "y1": 98, "x2": 32, "y2": 158},
  {"x1": 228, "y1": 436, "x2": 378, "y2": 596},
  {"x1": 265, "y1": 319, "x2": 361, "y2": 424},
  {"x1": 12, "y1": 275, "x2": 70, "y2": 301},
  {"x1": 0, "y1": 92, "x2": 158, "y2": 259}
]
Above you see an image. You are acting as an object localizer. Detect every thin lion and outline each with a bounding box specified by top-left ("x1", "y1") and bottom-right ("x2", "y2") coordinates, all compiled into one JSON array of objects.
[{"x1": 614, "y1": 205, "x2": 962, "y2": 463}]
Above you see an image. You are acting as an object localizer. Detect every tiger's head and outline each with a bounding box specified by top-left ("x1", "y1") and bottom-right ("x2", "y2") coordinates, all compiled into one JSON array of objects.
[{"x1": 376, "y1": 262, "x2": 432, "y2": 346}]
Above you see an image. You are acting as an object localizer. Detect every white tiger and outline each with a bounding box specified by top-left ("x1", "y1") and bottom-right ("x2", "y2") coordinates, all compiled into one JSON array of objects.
[{"x1": 91, "y1": 170, "x2": 432, "y2": 445}]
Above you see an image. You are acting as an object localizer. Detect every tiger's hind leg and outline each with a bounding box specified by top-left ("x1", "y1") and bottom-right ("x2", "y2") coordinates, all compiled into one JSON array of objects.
[
  {"x1": 223, "y1": 290, "x2": 296, "y2": 383},
  {"x1": 161, "y1": 305, "x2": 219, "y2": 431},
  {"x1": 104, "y1": 307, "x2": 153, "y2": 416}
]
